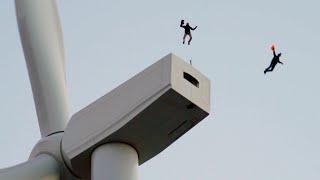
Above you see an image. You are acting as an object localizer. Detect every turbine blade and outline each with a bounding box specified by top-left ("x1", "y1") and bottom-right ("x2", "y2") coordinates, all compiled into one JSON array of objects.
[
  {"x1": 0, "y1": 154, "x2": 60, "y2": 180},
  {"x1": 15, "y1": 0, "x2": 69, "y2": 137}
]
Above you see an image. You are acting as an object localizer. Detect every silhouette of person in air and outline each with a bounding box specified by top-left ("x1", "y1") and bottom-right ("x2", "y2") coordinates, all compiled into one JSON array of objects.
[
  {"x1": 180, "y1": 20, "x2": 197, "y2": 45},
  {"x1": 264, "y1": 45, "x2": 283, "y2": 74}
]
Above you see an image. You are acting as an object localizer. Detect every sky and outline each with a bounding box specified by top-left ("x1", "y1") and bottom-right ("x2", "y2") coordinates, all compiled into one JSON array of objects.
[{"x1": 0, "y1": 0, "x2": 320, "y2": 179}]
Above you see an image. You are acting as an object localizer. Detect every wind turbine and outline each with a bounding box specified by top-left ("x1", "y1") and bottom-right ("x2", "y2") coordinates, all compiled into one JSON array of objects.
[{"x1": 0, "y1": 1, "x2": 211, "y2": 180}]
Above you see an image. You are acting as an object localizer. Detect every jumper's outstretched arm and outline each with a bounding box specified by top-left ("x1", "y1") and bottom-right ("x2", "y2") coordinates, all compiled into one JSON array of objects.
[
  {"x1": 180, "y1": 20, "x2": 185, "y2": 28},
  {"x1": 191, "y1": 26, "x2": 198, "y2": 30}
]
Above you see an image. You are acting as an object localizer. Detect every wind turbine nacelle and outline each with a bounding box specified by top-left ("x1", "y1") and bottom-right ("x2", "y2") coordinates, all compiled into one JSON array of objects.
[{"x1": 62, "y1": 53, "x2": 211, "y2": 178}]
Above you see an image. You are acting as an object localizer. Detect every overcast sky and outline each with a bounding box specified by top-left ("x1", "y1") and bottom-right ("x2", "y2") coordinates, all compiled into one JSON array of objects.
[{"x1": 1, "y1": 0, "x2": 320, "y2": 179}]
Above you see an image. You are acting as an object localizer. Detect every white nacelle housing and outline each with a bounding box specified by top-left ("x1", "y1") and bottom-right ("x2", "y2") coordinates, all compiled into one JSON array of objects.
[{"x1": 62, "y1": 53, "x2": 211, "y2": 178}]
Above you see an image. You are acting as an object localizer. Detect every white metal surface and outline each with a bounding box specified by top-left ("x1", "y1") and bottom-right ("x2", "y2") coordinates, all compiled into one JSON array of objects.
[
  {"x1": 0, "y1": 154, "x2": 60, "y2": 180},
  {"x1": 62, "y1": 53, "x2": 210, "y2": 178},
  {"x1": 28, "y1": 133, "x2": 80, "y2": 180},
  {"x1": 91, "y1": 143, "x2": 138, "y2": 180},
  {"x1": 15, "y1": 0, "x2": 69, "y2": 137}
]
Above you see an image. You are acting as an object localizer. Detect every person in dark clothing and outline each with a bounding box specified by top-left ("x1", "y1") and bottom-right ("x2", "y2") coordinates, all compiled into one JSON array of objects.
[
  {"x1": 180, "y1": 20, "x2": 197, "y2": 45},
  {"x1": 264, "y1": 46, "x2": 283, "y2": 74}
]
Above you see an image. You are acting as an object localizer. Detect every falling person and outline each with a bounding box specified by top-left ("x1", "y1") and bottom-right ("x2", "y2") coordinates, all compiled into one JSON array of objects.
[
  {"x1": 180, "y1": 20, "x2": 197, "y2": 45},
  {"x1": 264, "y1": 44, "x2": 284, "y2": 74}
]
